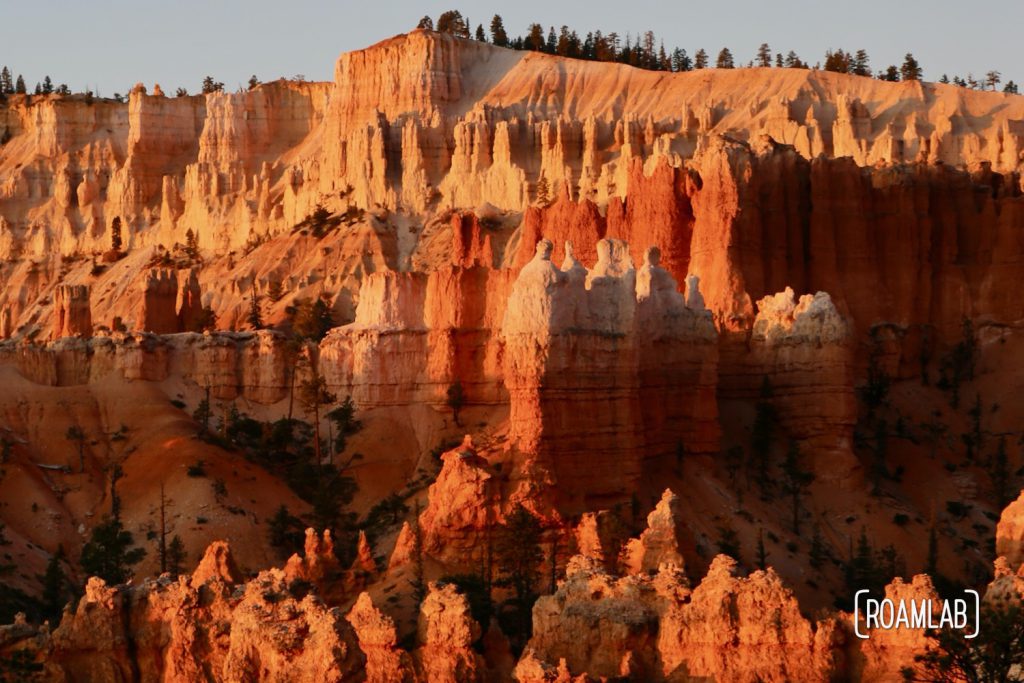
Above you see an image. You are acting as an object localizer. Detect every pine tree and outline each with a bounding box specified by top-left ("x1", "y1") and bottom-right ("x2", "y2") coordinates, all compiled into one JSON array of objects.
[
  {"x1": 716, "y1": 523, "x2": 741, "y2": 560},
  {"x1": 775, "y1": 53, "x2": 784, "y2": 68},
  {"x1": 694, "y1": 49, "x2": 708, "y2": 69},
  {"x1": 33, "y1": 82, "x2": 41, "y2": 95},
  {"x1": 0, "y1": 67, "x2": 12, "y2": 94},
  {"x1": 201, "y1": 76, "x2": 224, "y2": 94},
  {"x1": 416, "y1": 15, "x2": 433, "y2": 30},
  {"x1": 490, "y1": 15, "x2": 509, "y2": 47},
  {"x1": 475, "y1": 24, "x2": 486, "y2": 42},
  {"x1": 40, "y1": 546, "x2": 68, "y2": 621},
  {"x1": 852, "y1": 49, "x2": 871, "y2": 76},
  {"x1": 436, "y1": 10, "x2": 469, "y2": 38},
  {"x1": 535, "y1": 175, "x2": 551, "y2": 206},
  {"x1": 985, "y1": 70, "x2": 1002, "y2": 90},
  {"x1": 823, "y1": 49, "x2": 852, "y2": 73},
  {"x1": 80, "y1": 517, "x2": 146, "y2": 585},
  {"x1": 110, "y1": 217, "x2": 123, "y2": 252},
  {"x1": 756, "y1": 528, "x2": 768, "y2": 569},
  {"x1": 299, "y1": 368, "x2": 336, "y2": 472},
  {"x1": 41, "y1": 76, "x2": 53, "y2": 94},
  {"x1": 784, "y1": 51, "x2": 803, "y2": 68},
  {"x1": 939, "y1": 74, "x2": 950, "y2": 84},
  {"x1": 14, "y1": 75, "x2": 25, "y2": 94},
  {"x1": 526, "y1": 24, "x2": 545, "y2": 51},
  {"x1": 288, "y1": 295, "x2": 334, "y2": 341},
  {"x1": 268, "y1": 505, "x2": 303, "y2": 555},
  {"x1": 900, "y1": 53, "x2": 922, "y2": 81},
  {"x1": 247, "y1": 281, "x2": 264, "y2": 330},
  {"x1": 446, "y1": 381, "x2": 465, "y2": 427},
  {"x1": 166, "y1": 536, "x2": 186, "y2": 576},
  {"x1": 184, "y1": 227, "x2": 199, "y2": 260},
  {"x1": 671, "y1": 48, "x2": 692, "y2": 72},
  {"x1": 780, "y1": 440, "x2": 814, "y2": 533},
  {"x1": 496, "y1": 504, "x2": 544, "y2": 640},
  {"x1": 913, "y1": 603, "x2": 1024, "y2": 682},
  {"x1": 991, "y1": 437, "x2": 1012, "y2": 509},
  {"x1": 1005, "y1": 80, "x2": 1020, "y2": 94},
  {"x1": 715, "y1": 47, "x2": 735, "y2": 69},
  {"x1": 756, "y1": 43, "x2": 772, "y2": 67},
  {"x1": 193, "y1": 385, "x2": 212, "y2": 434},
  {"x1": 880, "y1": 65, "x2": 900, "y2": 82},
  {"x1": 248, "y1": 75, "x2": 260, "y2": 90}
]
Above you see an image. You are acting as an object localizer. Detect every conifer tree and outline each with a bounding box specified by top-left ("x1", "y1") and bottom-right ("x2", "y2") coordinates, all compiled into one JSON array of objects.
[
  {"x1": 416, "y1": 15, "x2": 433, "y2": 30},
  {"x1": 80, "y1": 517, "x2": 146, "y2": 585},
  {"x1": 166, "y1": 536, "x2": 186, "y2": 576},
  {"x1": 110, "y1": 217, "x2": 123, "y2": 252},
  {"x1": 715, "y1": 47, "x2": 734, "y2": 69},
  {"x1": 780, "y1": 440, "x2": 814, "y2": 533},
  {"x1": 247, "y1": 281, "x2": 264, "y2": 330},
  {"x1": 475, "y1": 24, "x2": 486, "y2": 42},
  {"x1": 0, "y1": 67, "x2": 12, "y2": 94},
  {"x1": 900, "y1": 53, "x2": 922, "y2": 81},
  {"x1": 756, "y1": 43, "x2": 772, "y2": 67},
  {"x1": 852, "y1": 49, "x2": 871, "y2": 76},
  {"x1": 756, "y1": 528, "x2": 768, "y2": 569},
  {"x1": 40, "y1": 546, "x2": 68, "y2": 621},
  {"x1": 694, "y1": 49, "x2": 708, "y2": 69},
  {"x1": 14, "y1": 75, "x2": 25, "y2": 94},
  {"x1": 496, "y1": 504, "x2": 544, "y2": 640},
  {"x1": 42, "y1": 76, "x2": 53, "y2": 94},
  {"x1": 490, "y1": 15, "x2": 509, "y2": 47}
]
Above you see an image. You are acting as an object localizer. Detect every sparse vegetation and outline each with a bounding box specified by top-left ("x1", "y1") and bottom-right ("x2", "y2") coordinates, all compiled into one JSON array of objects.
[{"x1": 80, "y1": 517, "x2": 146, "y2": 586}]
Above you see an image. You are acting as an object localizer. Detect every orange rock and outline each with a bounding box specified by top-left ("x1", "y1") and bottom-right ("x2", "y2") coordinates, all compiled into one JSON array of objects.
[
  {"x1": 190, "y1": 540, "x2": 241, "y2": 588},
  {"x1": 346, "y1": 592, "x2": 416, "y2": 683}
]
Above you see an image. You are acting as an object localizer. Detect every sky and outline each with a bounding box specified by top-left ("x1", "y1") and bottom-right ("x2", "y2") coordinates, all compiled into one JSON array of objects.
[{"x1": 3, "y1": 1, "x2": 1021, "y2": 95}]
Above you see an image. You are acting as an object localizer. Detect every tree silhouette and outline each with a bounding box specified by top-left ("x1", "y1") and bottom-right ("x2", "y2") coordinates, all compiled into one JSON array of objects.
[
  {"x1": 201, "y1": 76, "x2": 224, "y2": 94},
  {"x1": 756, "y1": 43, "x2": 772, "y2": 67},
  {"x1": 416, "y1": 15, "x2": 433, "y2": 30},
  {"x1": 780, "y1": 440, "x2": 814, "y2": 533},
  {"x1": 907, "y1": 604, "x2": 1024, "y2": 682},
  {"x1": 40, "y1": 546, "x2": 68, "y2": 621},
  {"x1": 535, "y1": 175, "x2": 551, "y2": 206},
  {"x1": 166, "y1": 536, "x2": 186, "y2": 576},
  {"x1": 490, "y1": 15, "x2": 509, "y2": 47},
  {"x1": 900, "y1": 53, "x2": 922, "y2": 81},
  {"x1": 80, "y1": 517, "x2": 146, "y2": 585},
  {"x1": 694, "y1": 49, "x2": 708, "y2": 69},
  {"x1": 715, "y1": 47, "x2": 735, "y2": 69},
  {"x1": 247, "y1": 281, "x2": 264, "y2": 330},
  {"x1": 496, "y1": 504, "x2": 544, "y2": 642},
  {"x1": 110, "y1": 217, "x2": 123, "y2": 252},
  {"x1": 852, "y1": 49, "x2": 871, "y2": 76},
  {"x1": 436, "y1": 10, "x2": 469, "y2": 37}
]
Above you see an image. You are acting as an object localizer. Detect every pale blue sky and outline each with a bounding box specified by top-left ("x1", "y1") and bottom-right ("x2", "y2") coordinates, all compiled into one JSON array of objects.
[{"x1": 4, "y1": 1, "x2": 1021, "y2": 95}]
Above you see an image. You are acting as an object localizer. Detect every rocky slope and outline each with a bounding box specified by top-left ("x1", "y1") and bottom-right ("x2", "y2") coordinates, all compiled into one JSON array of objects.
[{"x1": 1, "y1": 26, "x2": 1024, "y2": 682}]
